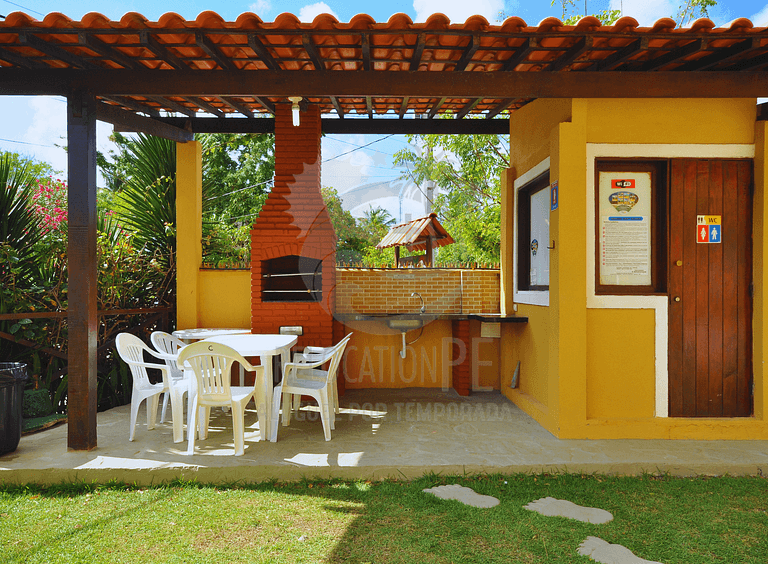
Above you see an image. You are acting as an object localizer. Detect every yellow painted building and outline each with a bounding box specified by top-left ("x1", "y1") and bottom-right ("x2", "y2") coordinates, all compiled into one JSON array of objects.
[{"x1": 500, "y1": 98, "x2": 768, "y2": 440}]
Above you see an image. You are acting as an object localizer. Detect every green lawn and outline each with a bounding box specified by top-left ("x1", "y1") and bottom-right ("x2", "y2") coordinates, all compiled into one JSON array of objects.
[{"x1": 1, "y1": 473, "x2": 766, "y2": 563}]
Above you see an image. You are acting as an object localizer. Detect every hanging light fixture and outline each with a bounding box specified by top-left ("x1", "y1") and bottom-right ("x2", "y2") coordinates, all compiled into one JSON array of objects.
[{"x1": 288, "y1": 96, "x2": 302, "y2": 126}]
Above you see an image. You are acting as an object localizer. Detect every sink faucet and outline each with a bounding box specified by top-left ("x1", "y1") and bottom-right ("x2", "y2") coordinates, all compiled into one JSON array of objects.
[{"x1": 411, "y1": 292, "x2": 426, "y2": 314}]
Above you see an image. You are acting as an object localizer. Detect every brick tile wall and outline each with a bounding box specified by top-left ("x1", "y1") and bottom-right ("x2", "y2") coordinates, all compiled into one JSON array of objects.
[{"x1": 335, "y1": 268, "x2": 500, "y2": 316}]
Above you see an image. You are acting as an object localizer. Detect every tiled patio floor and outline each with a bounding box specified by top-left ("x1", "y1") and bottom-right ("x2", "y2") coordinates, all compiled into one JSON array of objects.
[{"x1": 2, "y1": 388, "x2": 766, "y2": 485}]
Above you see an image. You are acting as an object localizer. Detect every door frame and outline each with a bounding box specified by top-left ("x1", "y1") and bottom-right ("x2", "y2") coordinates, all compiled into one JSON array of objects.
[{"x1": 586, "y1": 144, "x2": 755, "y2": 418}]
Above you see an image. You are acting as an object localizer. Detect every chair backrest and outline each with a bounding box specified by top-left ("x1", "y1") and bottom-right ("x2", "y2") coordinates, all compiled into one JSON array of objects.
[
  {"x1": 177, "y1": 341, "x2": 248, "y2": 403},
  {"x1": 150, "y1": 331, "x2": 185, "y2": 377},
  {"x1": 299, "y1": 332, "x2": 354, "y2": 365},
  {"x1": 115, "y1": 333, "x2": 155, "y2": 390},
  {"x1": 319, "y1": 336, "x2": 351, "y2": 385}
]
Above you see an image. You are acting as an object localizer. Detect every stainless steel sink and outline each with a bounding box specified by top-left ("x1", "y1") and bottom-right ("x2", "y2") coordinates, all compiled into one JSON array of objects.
[
  {"x1": 387, "y1": 318, "x2": 424, "y2": 331},
  {"x1": 355, "y1": 313, "x2": 434, "y2": 331}
]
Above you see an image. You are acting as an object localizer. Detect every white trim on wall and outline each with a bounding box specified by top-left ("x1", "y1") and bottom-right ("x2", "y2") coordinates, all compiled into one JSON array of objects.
[
  {"x1": 586, "y1": 144, "x2": 755, "y2": 418},
  {"x1": 514, "y1": 157, "x2": 551, "y2": 307}
]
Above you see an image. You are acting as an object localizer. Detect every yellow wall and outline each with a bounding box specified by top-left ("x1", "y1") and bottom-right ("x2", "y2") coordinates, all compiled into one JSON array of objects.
[
  {"x1": 176, "y1": 141, "x2": 202, "y2": 330},
  {"x1": 198, "y1": 269, "x2": 251, "y2": 329},
  {"x1": 586, "y1": 309, "x2": 656, "y2": 419},
  {"x1": 502, "y1": 98, "x2": 768, "y2": 440}
]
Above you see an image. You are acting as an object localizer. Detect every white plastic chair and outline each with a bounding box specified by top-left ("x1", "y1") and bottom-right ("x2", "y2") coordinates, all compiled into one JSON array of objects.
[
  {"x1": 177, "y1": 341, "x2": 265, "y2": 456},
  {"x1": 281, "y1": 335, "x2": 351, "y2": 441},
  {"x1": 150, "y1": 331, "x2": 191, "y2": 443},
  {"x1": 115, "y1": 333, "x2": 171, "y2": 442},
  {"x1": 291, "y1": 332, "x2": 352, "y2": 419}
]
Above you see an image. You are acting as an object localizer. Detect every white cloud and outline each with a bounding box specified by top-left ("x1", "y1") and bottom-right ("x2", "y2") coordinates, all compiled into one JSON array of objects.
[
  {"x1": 751, "y1": 4, "x2": 768, "y2": 26},
  {"x1": 249, "y1": 0, "x2": 272, "y2": 15},
  {"x1": 609, "y1": 0, "x2": 676, "y2": 26},
  {"x1": 413, "y1": 0, "x2": 504, "y2": 23},
  {"x1": 298, "y1": 2, "x2": 339, "y2": 22}
]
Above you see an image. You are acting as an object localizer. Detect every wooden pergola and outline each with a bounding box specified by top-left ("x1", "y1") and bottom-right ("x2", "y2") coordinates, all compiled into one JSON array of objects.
[{"x1": 1, "y1": 10, "x2": 767, "y2": 449}]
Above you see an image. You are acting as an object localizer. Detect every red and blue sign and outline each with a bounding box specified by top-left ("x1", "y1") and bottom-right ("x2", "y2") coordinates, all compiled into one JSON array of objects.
[{"x1": 697, "y1": 215, "x2": 721, "y2": 244}]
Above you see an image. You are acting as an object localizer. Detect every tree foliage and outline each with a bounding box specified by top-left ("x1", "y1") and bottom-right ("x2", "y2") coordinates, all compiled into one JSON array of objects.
[
  {"x1": 675, "y1": 0, "x2": 717, "y2": 27},
  {"x1": 394, "y1": 131, "x2": 508, "y2": 265}
]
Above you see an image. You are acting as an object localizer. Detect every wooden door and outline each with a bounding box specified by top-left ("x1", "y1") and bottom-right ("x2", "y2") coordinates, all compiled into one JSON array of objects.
[{"x1": 668, "y1": 159, "x2": 753, "y2": 417}]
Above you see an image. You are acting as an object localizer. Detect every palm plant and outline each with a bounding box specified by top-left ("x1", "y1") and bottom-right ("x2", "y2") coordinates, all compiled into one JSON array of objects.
[{"x1": 0, "y1": 153, "x2": 42, "y2": 278}]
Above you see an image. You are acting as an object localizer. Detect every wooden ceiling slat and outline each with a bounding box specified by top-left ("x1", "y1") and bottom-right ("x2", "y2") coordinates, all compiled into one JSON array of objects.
[
  {"x1": 428, "y1": 97, "x2": 446, "y2": 118},
  {"x1": 79, "y1": 33, "x2": 137, "y2": 69},
  {"x1": 485, "y1": 98, "x2": 515, "y2": 119},
  {"x1": 724, "y1": 50, "x2": 768, "y2": 71},
  {"x1": 187, "y1": 96, "x2": 225, "y2": 117},
  {"x1": 453, "y1": 34, "x2": 480, "y2": 72},
  {"x1": 641, "y1": 39, "x2": 705, "y2": 71},
  {"x1": 589, "y1": 37, "x2": 648, "y2": 72},
  {"x1": 20, "y1": 33, "x2": 98, "y2": 69},
  {"x1": 399, "y1": 96, "x2": 409, "y2": 118},
  {"x1": 0, "y1": 46, "x2": 46, "y2": 68},
  {"x1": 330, "y1": 96, "x2": 345, "y2": 118},
  {"x1": 456, "y1": 98, "x2": 480, "y2": 119},
  {"x1": 253, "y1": 96, "x2": 276, "y2": 114},
  {"x1": 676, "y1": 38, "x2": 761, "y2": 71},
  {"x1": 195, "y1": 32, "x2": 236, "y2": 71},
  {"x1": 366, "y1": 95, "x2": 373, "y2": 118},
  {"x1": 545, "y1": 36, "x2": 591, "y2": 72},
  {"x1": 361, "y1": 34, "x2": 371, "y2": 71},
  {"x1": 247, "y1": 34, "x2": 280, "y2": 70},
  {"x1": 302, "y1": 35, "x2": 324, "y2": 70},
  {"x1": 410, "y1": 33, "x2": 425, "y2": 70},
  {"x1": 219, "y1": 96, "x2": 254, "y2": 118},
  {"x1": 146, "y1": 95, "x2": 195, "y2": 117},
  {"x1": 140, "y1": 31, "x2": 187, "y2": 70},
  {"x1": 500, "y1": 38, "x2": 535, "y2": 71},
  {"x1": 101, "y1": 95, "x2": 161, "y2": 118}
]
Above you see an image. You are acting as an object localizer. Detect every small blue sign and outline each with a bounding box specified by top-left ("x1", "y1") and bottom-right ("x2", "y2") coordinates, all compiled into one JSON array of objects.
[
  {"x1": 551, "y1": 181, "x2": 558, "y2": 211},
  {"x1": 709, "y1": 225, "x2": 721, "y2": 243}
]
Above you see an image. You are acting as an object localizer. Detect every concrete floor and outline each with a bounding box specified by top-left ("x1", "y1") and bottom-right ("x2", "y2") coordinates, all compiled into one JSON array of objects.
[{"x1": 2, "y1": 388, "x2": 767, "y2": 485}]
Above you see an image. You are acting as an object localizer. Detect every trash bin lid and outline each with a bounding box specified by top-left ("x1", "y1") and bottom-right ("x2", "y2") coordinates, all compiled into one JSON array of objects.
[
  {"x1": 0, "y1": 374, "x2": 15, "y2": 388},
  {"x1": 0, "y1": 362, "x2": 28, "y2": 380}
]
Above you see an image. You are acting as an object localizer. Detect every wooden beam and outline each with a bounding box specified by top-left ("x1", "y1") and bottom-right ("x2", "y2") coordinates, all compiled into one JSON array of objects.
[
  {"x1": 79, "y1": 32, "x2": 137, "y2": 69},
  {"x1": 155, "y1": 116, "x2": 510, "y2": 134},
  {"x1": 545, "y1": 36, "x2": 591, "y2": 72},
  {"x1": 726, "y1": 51, "x2": 768, "y2": 71},
  {"x1": 428, "y1": 97, "x2": 447, "y2": 118},
  {"x1": 247, "y1": 34, "x2": 280, "y2": 70},
  {"x1": 588, "y1": 37, "x2": 648, "y2": 72},
  {"x1": 195, "y1": 32, "x2": 237, "y2": 71},
  {"x1": 141, "y1": 31, "x2": 187, "y2": 70},
  {"x1": 399, "y1": 96, "x2": 409, "y2": 118},
  {"x1": 453, "y1": 34, "x2": 480, "y2": 72},
  {"x1": 97, "y1": 101, "x2": 194, "y2": 141},
  {"x1": 675, "y1": 38, "x2": 761, "y2": 71},
  {"x1": 67, "y1": 89, "x2": 99, "y2": 451},
  {"x1": 485, "y1": 98, "x2": 515, "y2": 119},
  {"x1": 253, "y1": 96, "x2": 276, "y2": 114},
  {"x1": 410, "y1": 33, "x2": 425, "y2": 70},
  {"x1": 4, "y1": 69, "x2": 768, "y2": 99},
  {"x1": 187, "y1": 96, "x2": 225, "y2": 117},
  {"x1": 330, "y1": 96, "x2": 345, "y2": 118},
  {"x1": 361, "y1": 34, "x2": 371, "y2": 71},
  {"x1": 366, "y1": 96, "x2": 373, "y2": 119},
  {"x1": 302, "y1": 35, "x2": 324, "y2": 70},
  {"x1": 101, "y1": 95, "x2": 161, "y2": 118},
  {"x1": 0, "y1": 45, "x2": 47, "y2": 68},
  {"x1": 500, "y1": 38, "x2": 535, "y2": 71},
  {"x1": 641, "y1": 39, "x2": 705, "y2": 71},
  {"x1": 220, "y1": 96, "x2": 254, "y2": 117},
  {"x1": 146, "y1": 95, "x2": 196, "y2": 117},
  {"x1": 20, "y1": 32, "x2": 98, "y2": 69},
  {"x1": 456, "y1": 98, "x2": 480, "y2": 119}
]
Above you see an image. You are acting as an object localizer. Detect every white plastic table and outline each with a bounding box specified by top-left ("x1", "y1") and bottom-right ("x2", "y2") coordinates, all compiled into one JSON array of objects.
[
  {"x1": 172, "y1": 328, "x2": 250, "y2": 344},
  {"x1": 201, "y1": 333, "x2": 298, "y2": 442}
]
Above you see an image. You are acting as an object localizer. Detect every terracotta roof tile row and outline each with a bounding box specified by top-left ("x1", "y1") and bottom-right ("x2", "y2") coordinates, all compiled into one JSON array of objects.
[{"x1": 1, "y1": 12, "x2": 766, "y2": 121}]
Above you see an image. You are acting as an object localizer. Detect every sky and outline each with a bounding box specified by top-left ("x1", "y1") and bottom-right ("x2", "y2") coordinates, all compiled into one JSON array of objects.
[{"x1": 1, "y1": 0, "x2": 768, "y2": 221}]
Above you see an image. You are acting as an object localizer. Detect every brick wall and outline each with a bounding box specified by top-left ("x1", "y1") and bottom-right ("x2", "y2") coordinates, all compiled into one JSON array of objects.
[
  {"x1": 335, "y1": 268, "x2": 500, "y2": 316},
  {"x1": 251, "y1": 104, "x2": 336, "y2": 349}
]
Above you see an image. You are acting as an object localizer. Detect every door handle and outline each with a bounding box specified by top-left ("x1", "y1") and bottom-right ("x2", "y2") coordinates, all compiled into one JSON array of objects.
[{"x1": 674, "y1": 296, "x2": 681, "y2": 302}]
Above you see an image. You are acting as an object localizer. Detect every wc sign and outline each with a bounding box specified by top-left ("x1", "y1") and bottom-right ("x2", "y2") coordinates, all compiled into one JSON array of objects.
[{"x1": 697, "y1": 215, "x2": 722, "y2": 244}]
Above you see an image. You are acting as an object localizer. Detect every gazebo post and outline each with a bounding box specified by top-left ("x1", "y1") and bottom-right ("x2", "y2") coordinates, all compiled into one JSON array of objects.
[{"x1": 66, "y1": 90, "x2": 99, "y2": 451}]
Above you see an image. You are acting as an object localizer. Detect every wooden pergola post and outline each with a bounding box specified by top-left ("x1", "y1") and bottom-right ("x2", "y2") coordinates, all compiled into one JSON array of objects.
[{"x1": 66, "y1": 90, "x2": 99, "y2": 450}]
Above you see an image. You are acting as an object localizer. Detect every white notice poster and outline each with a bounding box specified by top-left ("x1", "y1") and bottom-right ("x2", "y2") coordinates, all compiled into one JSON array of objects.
[{"x1": 599, "y1": 172, "x2": 652, "y2": 286}]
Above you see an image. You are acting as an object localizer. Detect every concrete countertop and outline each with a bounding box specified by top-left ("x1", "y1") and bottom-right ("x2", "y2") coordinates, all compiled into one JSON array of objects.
[{"x1": 334, "y1": 313, "x2": 528, "y2": 323}]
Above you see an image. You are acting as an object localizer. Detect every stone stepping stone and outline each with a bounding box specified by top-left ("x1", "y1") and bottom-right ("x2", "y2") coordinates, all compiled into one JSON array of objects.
[
  {"x1": 523, "y1": 497, "x2": 613, "y2": 524},
  {"x1": 422, "y1": 484, "x2": 500, "y2": 508},
  {"x1": 578, "y1": 536, "x2": 664, "y2": 564}
]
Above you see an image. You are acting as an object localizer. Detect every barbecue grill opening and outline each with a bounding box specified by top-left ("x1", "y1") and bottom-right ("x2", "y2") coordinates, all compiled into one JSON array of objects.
[{"x1": 262, "y1": 255, "x2": 322, "y2": 302}]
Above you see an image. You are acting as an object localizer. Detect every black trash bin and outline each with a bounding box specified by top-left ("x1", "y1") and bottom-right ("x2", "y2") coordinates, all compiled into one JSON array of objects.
[{"x1": 0, "y1": 362, "x2": 29, "y2": 455}]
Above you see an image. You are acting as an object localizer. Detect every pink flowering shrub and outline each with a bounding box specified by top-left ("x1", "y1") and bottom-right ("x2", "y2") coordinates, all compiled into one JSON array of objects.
[{"x1": 30, "y1": 176, "x2": 68, "y2": 234}]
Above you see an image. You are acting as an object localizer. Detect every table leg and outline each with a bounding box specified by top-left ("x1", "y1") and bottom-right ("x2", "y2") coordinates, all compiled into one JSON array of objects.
[{"x1": 269, "y1": 347, "x2": 290, "y2": 442}]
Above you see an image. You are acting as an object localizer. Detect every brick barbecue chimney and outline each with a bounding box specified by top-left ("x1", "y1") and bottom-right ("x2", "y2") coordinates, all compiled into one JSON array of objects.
[{"x1": 250, "y1": 104, "x2": 336, "y2": 349}]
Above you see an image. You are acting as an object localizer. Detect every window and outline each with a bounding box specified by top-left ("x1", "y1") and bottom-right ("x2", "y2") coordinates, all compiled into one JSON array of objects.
[
  {"x1": 595, "y1": 160, "x2": 667, "y2": 294},
  {"x1": 517, "y1": 171, "x2": 550, "y2": 292}
]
